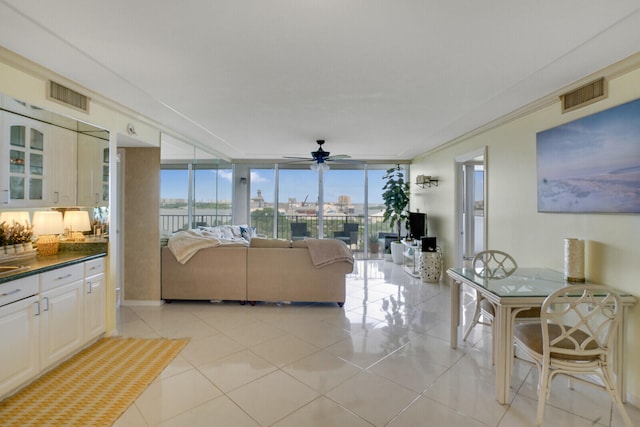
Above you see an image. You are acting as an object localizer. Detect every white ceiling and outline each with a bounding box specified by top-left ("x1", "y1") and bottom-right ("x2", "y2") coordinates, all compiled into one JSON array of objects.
[{"x1": 1, "y1": 1, "x2": 639, "y2": 161}]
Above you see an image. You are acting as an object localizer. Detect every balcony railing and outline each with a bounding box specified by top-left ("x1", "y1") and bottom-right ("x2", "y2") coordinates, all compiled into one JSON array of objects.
[{"x1": 160, "y1": 213, "x2": 394, "y2": 257}]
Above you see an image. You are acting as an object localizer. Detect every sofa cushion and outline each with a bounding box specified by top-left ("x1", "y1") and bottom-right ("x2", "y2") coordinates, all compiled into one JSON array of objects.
[
  {"x1": 291, "y1": 240, "x2": 308, "y2": 248},
  {"x1": 250, "y1": 238, "x2": 292, "y2": 248}
]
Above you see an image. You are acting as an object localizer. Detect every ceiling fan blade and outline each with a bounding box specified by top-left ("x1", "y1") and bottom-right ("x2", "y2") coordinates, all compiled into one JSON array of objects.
[
  {"x1": 326, "y1": 158, "x2": 363, "y2": 164},
  {"x1": 282, "y1": 156, "x2": 312, "y2": 160},
  {"x1": 326, "y1": 154, "x2": 350, "y2": 160}
]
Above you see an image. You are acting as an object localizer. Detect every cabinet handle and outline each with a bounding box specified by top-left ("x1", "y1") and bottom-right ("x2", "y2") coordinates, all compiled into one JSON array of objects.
[
  {"x1": 34, "y1": 300, "x2": 40, "y2": 316},
  {"x1": 1, "y1": 189, "x2": 8, "y2": 204},
  {"x1": 54, "y1": 191, "x2": 59, "y2": 204},
  {"x1": 1, "y1": 288, "x2": 21, "y2": 297},
  {"x1": 87, "y1": 281, "x2": 92, "y2": 294},
  {"x1": 56, "y1": 273, "x2": 73, "y2": 280},
  {"x1": 43, "y1": 297, "x2": 49, "y2": 312}
]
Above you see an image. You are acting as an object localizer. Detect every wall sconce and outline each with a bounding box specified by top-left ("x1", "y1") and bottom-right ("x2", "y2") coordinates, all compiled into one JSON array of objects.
[
  {"x1": 239, "y1": 177, "x2": 247, "y2": 185},
  {"x1": 415, "y1": 175, "x2": 439, "y2": 188}
]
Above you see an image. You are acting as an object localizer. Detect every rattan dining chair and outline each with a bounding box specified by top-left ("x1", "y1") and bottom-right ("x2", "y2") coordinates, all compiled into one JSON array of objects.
[
  {"x1": 462, "y1": 250, "x2": 518, "y2": 342},
  {"x1": 514, "y1": 284, "x2": 633, "y2": 427}
]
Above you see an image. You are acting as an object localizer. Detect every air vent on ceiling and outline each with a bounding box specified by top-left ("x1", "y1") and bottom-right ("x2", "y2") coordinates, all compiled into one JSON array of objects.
[
  {"x1": 561, "y1": 77, "x2": 606, "y2": 113},
  {"x1": 48, "y1": 81, "x2": 90, "y2": 113}
]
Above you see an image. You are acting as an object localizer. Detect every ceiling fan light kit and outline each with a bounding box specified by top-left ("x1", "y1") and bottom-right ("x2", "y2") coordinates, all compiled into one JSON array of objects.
[{"x1": 310, "y1": 163, "x2": 330, "y2": 172}]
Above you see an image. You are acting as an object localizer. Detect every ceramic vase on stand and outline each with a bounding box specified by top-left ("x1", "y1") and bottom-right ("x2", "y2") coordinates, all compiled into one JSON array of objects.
[{"x1": 420, "y1": 251, "x2": 442, "y2": 283}]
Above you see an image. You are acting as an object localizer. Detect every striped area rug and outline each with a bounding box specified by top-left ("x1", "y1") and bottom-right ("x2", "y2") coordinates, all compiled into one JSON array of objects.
[{"x1": 0, "y1": 337, "x2": 189, "y2": 426}]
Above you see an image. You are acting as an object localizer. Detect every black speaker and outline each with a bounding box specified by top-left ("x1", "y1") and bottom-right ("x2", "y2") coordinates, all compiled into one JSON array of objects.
[{"x1": 421, "y1": 237, "x2": 437, "y2": 252}]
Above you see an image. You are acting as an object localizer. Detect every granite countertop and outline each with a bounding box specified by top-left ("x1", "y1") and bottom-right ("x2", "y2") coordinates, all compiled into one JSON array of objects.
[{"x1": 0, "y1": 243, "x2": 107, "y2": 285}]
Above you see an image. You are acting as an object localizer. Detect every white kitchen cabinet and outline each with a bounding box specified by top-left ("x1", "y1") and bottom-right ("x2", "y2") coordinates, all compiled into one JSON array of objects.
[
  {"x1": 84, "y1": 258, "x2": 106, "y2": 341},
  {"x1": 48, "y1": 126, "x2": 77, "y2": 205},
  {"x1": 0, "y1": 257, "x2": 107, "y2": 398},
  {"x1": 39, "y1": 264, "x2": 84, "y2": 370},
  {"x1": 0, "y1": 111, "x2": 49, "y2": 207},
  {"x1": 77, "y1": 133, "x2": 108, "y2": 206},
  {"x1": 0, "y1": 275, "x2": 40, "y2": 399}
]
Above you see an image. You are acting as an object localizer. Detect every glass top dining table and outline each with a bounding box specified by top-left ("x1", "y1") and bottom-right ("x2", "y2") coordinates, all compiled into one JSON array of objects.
[{"x1": 446, "y1": 267, "x2": 636, "y2": 404}]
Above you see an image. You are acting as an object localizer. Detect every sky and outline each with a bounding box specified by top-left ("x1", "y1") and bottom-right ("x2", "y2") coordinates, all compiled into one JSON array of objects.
[{"x1": 160, "y1": 168, "x2": 391, "y2": 204}]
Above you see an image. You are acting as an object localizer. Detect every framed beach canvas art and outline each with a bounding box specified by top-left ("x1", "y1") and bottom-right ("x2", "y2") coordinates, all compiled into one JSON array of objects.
[{"x1": 536, "y1": 98, "x2": 640, "y2": 213}]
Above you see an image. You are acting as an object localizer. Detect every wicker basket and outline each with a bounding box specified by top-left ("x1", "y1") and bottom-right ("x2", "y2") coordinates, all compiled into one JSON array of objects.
[{"x1": 36, "y1": 236, "x2": 60, "y2": 256}]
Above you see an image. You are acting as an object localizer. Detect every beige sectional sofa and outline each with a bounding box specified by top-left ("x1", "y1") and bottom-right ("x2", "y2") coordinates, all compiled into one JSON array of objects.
[{"x1": 161, "y1": 238, "x2": 353, "y2": 306}]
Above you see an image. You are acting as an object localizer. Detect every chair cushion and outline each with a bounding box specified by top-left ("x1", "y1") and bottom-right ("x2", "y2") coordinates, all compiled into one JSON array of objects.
[
  {"x1": 514, "y1": 323, "x2": 599, "y2": 361},
  {"x1": 515, "y1": 307, "x2": 541, "y2": 318}
]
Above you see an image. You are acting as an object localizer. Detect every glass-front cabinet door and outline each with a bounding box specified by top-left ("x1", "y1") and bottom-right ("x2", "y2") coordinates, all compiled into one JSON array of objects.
[
  {"x1": 1, "y1": 112, "x2": 48, "y2": 206},
  {"x1": 77, "y1": 134, "x2": 108, "y2": 207}
]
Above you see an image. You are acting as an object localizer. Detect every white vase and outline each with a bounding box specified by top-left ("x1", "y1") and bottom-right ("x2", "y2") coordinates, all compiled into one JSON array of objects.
[
  {"x1": 390, "y1": 241, "x2": 404, "y2": 264},
  {"x1": 14, "y1": 243, "x2": 25, "y2": 253}
]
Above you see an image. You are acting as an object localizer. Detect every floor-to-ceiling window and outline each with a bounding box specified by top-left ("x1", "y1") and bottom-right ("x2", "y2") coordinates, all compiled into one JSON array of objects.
[
  {"x1": 248, "y1": 162, "x2": 399, "y2": 259},
  {"x1": 161, "y1": 142, "x2": 404, "y2": 260},
  {"x1": 366, "y1": 166, "x2": 395, "y2": 259},
  {"x1": 247, "y1": 167, "x2": 276, "y2": 237},
  {"x1": 322, "y1": 167, "x2": 365, "y2": 252},
  {"x1": 278, "y1": 167, "x2": 320, "y2": 239},
  {"x1": 160, "y1": 135, "x2": 232, "y2": 232},
  {"x1": 192, "y1": 164, "x2": 233, "y2": 227}
]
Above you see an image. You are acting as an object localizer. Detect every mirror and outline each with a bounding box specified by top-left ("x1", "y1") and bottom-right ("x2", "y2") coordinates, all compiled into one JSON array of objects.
[{"x1": 1, "y1": 94, "x2": 109, "y2": 214}]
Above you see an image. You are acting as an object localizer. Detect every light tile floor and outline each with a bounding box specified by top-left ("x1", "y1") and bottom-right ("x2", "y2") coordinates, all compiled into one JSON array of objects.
[{"x1": 113, "y1": 260, "x2": 639, "y2": 426}]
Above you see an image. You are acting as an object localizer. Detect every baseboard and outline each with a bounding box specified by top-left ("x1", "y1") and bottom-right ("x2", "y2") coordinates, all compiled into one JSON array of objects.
[
  {"x1": 121, "y1": 300, "x2": 164, "y2": 307},
  {"x1": 626, "y1": 391, "x2": 640, "y2": 408}
]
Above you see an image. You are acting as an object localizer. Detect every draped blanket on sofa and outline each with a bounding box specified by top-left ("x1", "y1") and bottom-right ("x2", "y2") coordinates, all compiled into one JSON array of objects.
[
  {"x1": 301, "y1": 239, "x2": 354, "y2": 271},
  {"x1": 167, "y1": 229, "x2": 247, "y2": 264}
]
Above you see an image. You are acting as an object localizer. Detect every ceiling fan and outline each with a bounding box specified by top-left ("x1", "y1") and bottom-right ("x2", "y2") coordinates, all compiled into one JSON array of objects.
[{"x1": 283, "y1": 140, "x2": 353, "y2": 171}]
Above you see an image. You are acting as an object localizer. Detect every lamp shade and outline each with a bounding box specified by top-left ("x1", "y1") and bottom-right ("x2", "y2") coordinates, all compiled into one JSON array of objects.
[
  {"x1": 33, "y1": 211, "x2": 64, "y2": 236},
  {"x1": 64, "y1": 210, "x2": 91, "y2": 232},
  {"x1": 0, "y1": 211, "x2": 31, "y2": 227}
]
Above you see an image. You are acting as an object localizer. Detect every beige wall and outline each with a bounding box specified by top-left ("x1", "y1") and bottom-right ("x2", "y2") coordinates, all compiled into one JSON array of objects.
[
  {"x1": 0, "y1": 50, "x2": 163, "y2": 332},
  {"x1": 122, "y1": 147, "x2": 161, "y2": 301},
  {"x1": 411, "y1": 61, "x2": 640, "y2": 404}
]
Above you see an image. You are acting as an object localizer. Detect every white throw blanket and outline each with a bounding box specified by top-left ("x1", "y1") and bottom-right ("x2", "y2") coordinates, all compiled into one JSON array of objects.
[
  {"x1": 167, "y1": 229, "x2": 246, "y2": 264},
  {"x1": 304, "y1": 238, "x2": 354, "y2": 272}
]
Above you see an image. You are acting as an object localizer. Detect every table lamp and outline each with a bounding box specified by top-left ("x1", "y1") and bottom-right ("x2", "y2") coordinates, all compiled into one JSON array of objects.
[
  {"x1": 63, "y1": 210, "x2": 92, "y2": 242},
  {"x1": 33, "y1": 211, "x2": 64, "y2": 255},
  {"x1": 0, "y1": 211, "x2": 31, "y2": 227}
]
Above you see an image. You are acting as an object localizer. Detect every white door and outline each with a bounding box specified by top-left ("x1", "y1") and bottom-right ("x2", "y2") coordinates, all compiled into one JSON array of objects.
[{"x1": 455, "y1": 148, "x2": 486, "y2": 267}]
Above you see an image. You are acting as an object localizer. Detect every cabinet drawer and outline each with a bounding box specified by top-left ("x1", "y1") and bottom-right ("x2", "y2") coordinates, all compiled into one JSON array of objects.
[
  {"x1": 0, "y1": 275, "x2": 39, "y2": 307},
  {"x1": 84, "y1": 258, "x2": 105, "y2": 276},
  {"x1": 40, "y1": 264, "x2": 83, "y2": 292}
]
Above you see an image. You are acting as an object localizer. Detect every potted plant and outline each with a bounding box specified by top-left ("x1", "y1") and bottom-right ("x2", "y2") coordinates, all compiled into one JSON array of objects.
[
  {"x1": 382, "y1": 164, "x2": 410, "y2": 264},
  {"x1": 368, "y1": 234, "x2": 379, "y2": 254},
  {"x1": 0, "y1": 221, "x2": 7, "y2": 254}
]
